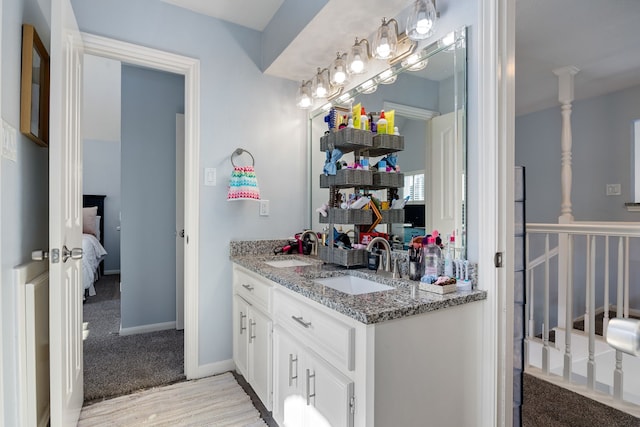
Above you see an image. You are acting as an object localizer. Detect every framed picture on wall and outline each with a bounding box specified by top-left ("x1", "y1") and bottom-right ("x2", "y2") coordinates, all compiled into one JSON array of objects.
[{"x1": 20, "y1": 24, "x2": 50, "y2": 147}]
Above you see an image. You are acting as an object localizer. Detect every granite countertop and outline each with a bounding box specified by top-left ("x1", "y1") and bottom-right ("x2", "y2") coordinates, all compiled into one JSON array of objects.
[{"x1": 231, "y1": 253, "x2": 487, "y2": 325}]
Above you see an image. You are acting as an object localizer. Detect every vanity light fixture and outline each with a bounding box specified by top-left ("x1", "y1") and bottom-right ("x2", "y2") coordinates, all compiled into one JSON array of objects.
[
  {"x1": 296, "y1": 80, "x2": 313, "y2": 109},
  {"x1": 373, "y1": 18, "x2": 398, "y2": 59},
  {"x1": 312, "y1": 68, "x2": 330, "y2": 99},
  {"x1": 348, "y1": 38, "x2": 371, "y2": 75},
  {"x1": 378, "y1": 69, "x2": 397, "y2": 85},
  {"x1": 402, "y1": 53, "x2": 429, "y2": 71},
  {"x1": 330, "y1": 52, "x2": 349, "y2": 86},
  {"x1": 359, "y1": 79, "x2": 378, "y2": 94},
  {"x1": 406, "y1": 0, "x2": 439, "y2": 41}
]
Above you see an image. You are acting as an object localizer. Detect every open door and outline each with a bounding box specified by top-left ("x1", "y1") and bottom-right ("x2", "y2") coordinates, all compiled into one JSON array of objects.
[{"x1": 49, "y1": 0, "x2": 85, "y2": 424}]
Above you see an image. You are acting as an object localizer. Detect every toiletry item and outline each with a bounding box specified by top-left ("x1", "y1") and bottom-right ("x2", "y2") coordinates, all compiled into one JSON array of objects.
[
  {"x1": 378, "y1": 160, "x2": 387, "y2": 171},
  {"x1": 360, "y1": 106, "x2": 369, "y2": 131},
  {"x1": 369, "y1": 113, "x2": 377, "y2": 133},
  {"x1": 444, "y1": 234, "x2": 454, "y2": 277},
  {"x1": 347, "y1": 118, "x2": 354, "y2": 128},
  {"x1": 386, "y1": 110, "x2": 395, "y2": 135},
  {"x1": 394, "y1": 126, "x2": 400, "y2": 135},
  {"x1": 368, "y1": 249, "x2": 381, "y2": 270},
  {"x1": 421, "y1": 236, "x2": 442, "y2": 283},
  {"x1": 352, "y1": 103, "x2": 362, "y2": 129},
  {"x1": 377, "y1": 110, "x2": 388, "y2": 134}
]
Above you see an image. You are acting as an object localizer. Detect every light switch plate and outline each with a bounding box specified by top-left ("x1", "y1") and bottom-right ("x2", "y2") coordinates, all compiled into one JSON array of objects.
[
  {"x1": 204, "y1": 168, "x2": 216, "y2": 186},
  {"x1": 606, "y1": 183, "x2": 621, "y2": 196},
  {"x1": 1, "y1": 119, "x2": 17, "y2": 162},
  {"x1": 259, "y1": 200, "x2": 269, "y2": 216}
]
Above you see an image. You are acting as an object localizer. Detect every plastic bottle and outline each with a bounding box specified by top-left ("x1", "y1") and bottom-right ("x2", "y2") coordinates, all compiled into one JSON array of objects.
[
  {"x1": 444, "y1": 234, "x2": 454, "y2": 277},
  {"x1": 360, "y1": 107, "x2": 369, "y2": 131},
  {"x1": 377, "y1": 110, "x2": 388, "y2": 134},
  {"x1": 421, "y1": 236, "x2": 442, "y2": 283}
]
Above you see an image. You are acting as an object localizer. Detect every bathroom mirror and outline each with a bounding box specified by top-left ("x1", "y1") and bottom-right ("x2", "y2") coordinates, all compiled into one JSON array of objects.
[{"x1": 308, "y1": 27, "x2": 467, "y2": 258}]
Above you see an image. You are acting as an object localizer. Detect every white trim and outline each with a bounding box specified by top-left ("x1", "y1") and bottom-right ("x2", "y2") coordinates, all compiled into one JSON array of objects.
[
  {"x1": 191, "y1": 359, "x2": 236, "y2": 379},
  {"x1": 119, "y1": 321, "x2": 177, "y2": 336},
  {"x1": 81, "y1": 32, "x2": 201, "y2": 379},
  {"x1": 383, "y1": 101, "x2": 439, "y2": 121},
  {"x1": 0, "y1": 0, "x2": 5, "y2": 419},
  {"x1": 478, "y1": 0, "x2": 515, "y2": 425}
]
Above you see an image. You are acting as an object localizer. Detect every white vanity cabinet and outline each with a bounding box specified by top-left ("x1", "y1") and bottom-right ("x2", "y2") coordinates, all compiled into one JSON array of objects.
[
  {"x1": 273, "y1": 326, "x2": 354, "y2": 427},
  {"x1": 232, "y1": 265, "x2": 273, "y2": 410}
]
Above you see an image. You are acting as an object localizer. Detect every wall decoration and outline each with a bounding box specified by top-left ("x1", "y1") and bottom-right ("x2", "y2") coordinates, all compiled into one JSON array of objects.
[{"x1": 20, "y1": 24, "x2": 50, "y2": 147}]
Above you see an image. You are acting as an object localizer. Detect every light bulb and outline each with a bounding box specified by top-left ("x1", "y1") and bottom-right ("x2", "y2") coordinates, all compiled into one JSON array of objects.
[
  {"x1": 376, "y1": 42, "x2": 392, "y2": 59},
  {"x1": 350, "y1": 57, "x2": 364, "y2": 74},
  {"x1": 333, "y1": 70, "x2": 346, "y2": 84},
  {"x1": 373, "y1": 18, "x2": 397, "y2": 60},
  {"x1": 416, "y1": 18, "x2": 432, "y2": 35}
]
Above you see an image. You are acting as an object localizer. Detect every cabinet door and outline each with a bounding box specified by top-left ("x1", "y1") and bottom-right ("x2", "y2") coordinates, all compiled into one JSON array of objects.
[
  {"x1": 232, "y1": 295, "x2": 249, "y2": 378},
  {"x1": 273, "y1": 328, "x2": 305, "y2": 427},
  {"x1": 304, "y1": 349, "x2": 354, "y2": 427},
  {"x1": 249, "y1": 307, "x2": 272, "y2": 411}
]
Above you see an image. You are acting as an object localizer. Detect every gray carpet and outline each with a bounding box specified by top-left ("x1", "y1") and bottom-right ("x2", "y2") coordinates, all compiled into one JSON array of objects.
[
  {"x1": 83, "y1": 274, "x2": 185, "y2": 403},
  {"x1": 522, "y1": 373, "x2": 640, "y2": 426}
]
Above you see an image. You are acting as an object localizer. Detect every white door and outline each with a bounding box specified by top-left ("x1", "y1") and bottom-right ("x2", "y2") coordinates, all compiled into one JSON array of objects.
[
  {"x1": 427, "y1": 111, "x2": 461, "y2": 237},
  {"x1": 49, "y1": 0, "x2": 84, "y2": 425},
  {"x1": 176, "y1": 114, "x2": 185, "y2": 330}
]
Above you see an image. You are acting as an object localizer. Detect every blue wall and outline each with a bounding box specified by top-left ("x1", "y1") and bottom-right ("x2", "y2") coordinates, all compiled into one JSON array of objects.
[
  {"x1": 71, "y1": 0, "x2": 307, "y2": 365},
  {"x1": 120, "y1": 64, "x2": 184, "y2": 329}
]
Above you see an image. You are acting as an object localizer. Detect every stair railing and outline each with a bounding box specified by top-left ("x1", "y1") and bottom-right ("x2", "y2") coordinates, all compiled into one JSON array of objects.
[{"x1": 526, "y1": 221, "x2": 640, "y2": 411}]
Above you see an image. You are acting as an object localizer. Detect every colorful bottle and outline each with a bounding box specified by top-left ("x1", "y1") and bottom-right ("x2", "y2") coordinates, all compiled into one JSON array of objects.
[
  {"x1": 360, "y1": 107, "x2": 369, "y2": 131},
  {"x1": 421, "y1": 236, "x2": 441, "y2": 283},
  {"x1": 377, "y1": 110, "x2": 388, "y2": 134},
  {"x1": 444, "y1": 234, "x2": 454, "y2": 277}
]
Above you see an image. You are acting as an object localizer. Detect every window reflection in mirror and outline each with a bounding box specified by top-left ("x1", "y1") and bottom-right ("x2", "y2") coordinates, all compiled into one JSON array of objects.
[{"x1": 308, "y1": 27, "x2": 467, "y2": 258}]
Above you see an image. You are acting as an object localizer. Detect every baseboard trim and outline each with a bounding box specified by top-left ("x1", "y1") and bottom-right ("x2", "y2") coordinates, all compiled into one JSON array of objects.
[
  {"x1": 188, "y1": 359, "x2": 235, "y2": 380},
  {"x1": 104, "y1": 269, "x2": 121, "y2": 275},
  {"x1": 119, "y1": 321, "x2": 176, "y2": 336}
]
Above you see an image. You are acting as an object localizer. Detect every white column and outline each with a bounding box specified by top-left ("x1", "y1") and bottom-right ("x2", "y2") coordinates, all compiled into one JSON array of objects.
[{"x1": 554, "y1": 66, "x2": 579, "y2": 329}]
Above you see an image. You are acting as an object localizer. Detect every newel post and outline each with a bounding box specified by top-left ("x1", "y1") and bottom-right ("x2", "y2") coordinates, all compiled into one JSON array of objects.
[{"x1": 554, "y1": 66, "x2": 579, "y2": 329}]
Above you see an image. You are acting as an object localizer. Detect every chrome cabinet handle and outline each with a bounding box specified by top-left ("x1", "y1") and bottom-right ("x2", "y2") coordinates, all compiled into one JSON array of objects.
[
  {"x1": 239, "y1": 312, "x2": 247, "y2": 334},
  {"x1": 289, "y1": 354, "x2": 298, "y2": 386},
  {"x1": 292, "y1": 315, "x2": 312, "y2": 328},
  {"x1": 306, "y1": 369, "x2": 316, "y2": 406},
  {"x1": 242, "y1": 284, "x2": 254, "y2": 292},
  {"x1": 249, "y1": 319, "x2": 256, "y2": 343}
]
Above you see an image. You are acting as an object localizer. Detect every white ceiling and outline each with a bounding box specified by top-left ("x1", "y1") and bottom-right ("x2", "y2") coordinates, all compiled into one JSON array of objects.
[{"x1": 162, "y1": 0, "x2": 640, "y2": 116}]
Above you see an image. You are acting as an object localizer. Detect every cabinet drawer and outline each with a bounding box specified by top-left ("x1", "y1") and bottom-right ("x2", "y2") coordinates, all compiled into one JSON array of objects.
[
  {"x1": 274, "y1": 290, "x2": 355, "y2": 372},
  {"x1": 234, "y1": 266, "x2": 272, "y2": 313}
]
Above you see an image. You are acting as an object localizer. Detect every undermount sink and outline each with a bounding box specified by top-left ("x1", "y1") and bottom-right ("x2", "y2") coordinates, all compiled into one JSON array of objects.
[
  {"x1": 314, "y1": 275, "x2": 394, "y2": 295},
  {"x1": 264, "y1": 259, "x2": 313, "y2": 268}
]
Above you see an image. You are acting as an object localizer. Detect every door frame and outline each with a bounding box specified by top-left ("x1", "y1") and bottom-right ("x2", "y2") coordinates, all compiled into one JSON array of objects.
[{"x1": 80, "y1": 33, "x2": 201, "y2": 379}]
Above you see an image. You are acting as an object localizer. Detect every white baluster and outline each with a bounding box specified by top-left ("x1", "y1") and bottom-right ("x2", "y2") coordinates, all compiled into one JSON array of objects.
[
  {"x1": 624, "y1": 237, "x2": 630, "y2": 319},
  {"x1": 563, "y1": 235, "x2": 573, "y2": 381},
  {"x1": 584, "y1": 236, "x2": 590, "y2": 335},
  {"x1": 587, "y1": 236, "x2": 596, "y2": 390},
  {"x1": 543, "y1": 234, "x2": 550, "y2": 374},
  {"x1": 603, "y1": 236, "x2": 610, "y2": 339},
  {"x1": 614, "y1": 236, "x2": 625, "y2": 400}
]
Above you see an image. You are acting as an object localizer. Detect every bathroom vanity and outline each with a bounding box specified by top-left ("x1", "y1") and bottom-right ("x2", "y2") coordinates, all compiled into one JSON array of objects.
[{"x1": 231, "y1": 253, "x2": 486, "y2": 427}]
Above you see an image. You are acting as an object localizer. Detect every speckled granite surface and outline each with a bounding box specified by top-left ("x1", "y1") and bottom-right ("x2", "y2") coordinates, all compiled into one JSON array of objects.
[{"x1": 230, "y1": 240, "x2": 487, "y2": 325}]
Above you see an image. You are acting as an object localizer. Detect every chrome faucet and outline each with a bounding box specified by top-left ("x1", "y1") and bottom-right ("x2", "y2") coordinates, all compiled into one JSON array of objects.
[
  {"x1": 366, "y1": 237, "x2": 392, "y2": 272},
  {"x1": 299, "y1": 230, "x2": 319, "y2": 256}
]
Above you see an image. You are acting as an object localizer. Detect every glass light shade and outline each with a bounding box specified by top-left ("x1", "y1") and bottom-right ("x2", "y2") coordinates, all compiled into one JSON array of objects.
[
  {"x1": 373, "y1": 18, "x2": 398, "y2": 59},
  {"x1": 296, "y1": 81, "x2": 312, "y2": 109},
  {"x1": 378, "y1": 69, "x2": 397, "y2": 85},
  {"x1": 406, "y1": 0, "x2": 438, "y2": 41},
  {"x1": 330, "y1": 52, "x2": 349, "y2": 86},
  {"x1": 402, "y1": 53, "x2": 429, "y2": 71},
  {"x1": 348, "y1": 38, "x2": 369, "y2": 75},
  {"x1": 312, "y1": 68, "x2": 329, "y2": 99}
]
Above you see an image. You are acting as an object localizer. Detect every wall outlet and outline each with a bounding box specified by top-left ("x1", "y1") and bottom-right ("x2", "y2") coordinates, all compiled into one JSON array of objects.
[
  {"x1": 606, "y1": 183, "x2": 621, "y2": 196},
  {"x1": 1, "y1": 120, "x2": 17, "y2": 162},
  {"x1": 259, "y1": 200, "x2": 269, "y2": 216}
]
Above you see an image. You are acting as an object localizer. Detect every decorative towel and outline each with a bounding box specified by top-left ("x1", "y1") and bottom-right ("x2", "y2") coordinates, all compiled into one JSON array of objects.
[
  {"x1": 227, "y1": 165, "x2": 261, "y2": 200},
  {"x1": 323, "y1": 148, "x2": 343, "y2": 176}
]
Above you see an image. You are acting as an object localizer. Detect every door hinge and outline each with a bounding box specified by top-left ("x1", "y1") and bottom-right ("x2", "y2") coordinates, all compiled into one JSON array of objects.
[
  {"x1": 494, "y1": 252, "x2": 503, "y2": 268},
  {"x1": 350, "y1": 395, "x2": 356, "y2": 414}
]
